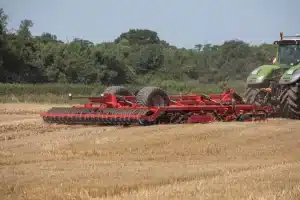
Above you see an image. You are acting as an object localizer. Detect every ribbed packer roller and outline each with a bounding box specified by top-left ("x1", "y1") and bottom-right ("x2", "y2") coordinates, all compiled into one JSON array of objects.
[
  {"x1": 42, "y1": 107, "x2": 156, "y2": 126},
  {"x1": 40, "y1": 86, "x2": 273, "y2": 126}
]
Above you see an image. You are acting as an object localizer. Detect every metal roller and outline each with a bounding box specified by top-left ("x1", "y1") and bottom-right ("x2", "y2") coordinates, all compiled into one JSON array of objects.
[{"x1": 41, "y1": 107, "x2": 155, "y2": 126}]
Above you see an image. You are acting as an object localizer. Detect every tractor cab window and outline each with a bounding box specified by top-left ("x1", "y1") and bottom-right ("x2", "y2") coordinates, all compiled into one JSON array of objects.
[{"x1": 278, "y1": 44, "x2": 300, "y2": 66}]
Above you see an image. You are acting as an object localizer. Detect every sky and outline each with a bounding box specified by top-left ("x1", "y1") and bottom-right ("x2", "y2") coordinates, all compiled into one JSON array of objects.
[{"x1": 1, "y1": 0, "x2": 299, "y2": 48}]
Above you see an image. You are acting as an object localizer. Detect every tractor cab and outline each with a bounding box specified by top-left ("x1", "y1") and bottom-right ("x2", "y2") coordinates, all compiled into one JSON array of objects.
[{"x1": 274, "y1": 32, "x2": 300, "y2": 67}]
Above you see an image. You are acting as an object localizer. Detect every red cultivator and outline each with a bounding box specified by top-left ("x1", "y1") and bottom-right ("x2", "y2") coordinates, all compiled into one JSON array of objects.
[{"x1": 40, "y1": 86, "x2": 273, "y2": 126}]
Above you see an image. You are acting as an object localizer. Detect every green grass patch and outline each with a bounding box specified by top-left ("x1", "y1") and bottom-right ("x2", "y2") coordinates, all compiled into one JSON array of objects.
[{"x1": 0, "y1": 81, "x2": 246, "y2": 103}]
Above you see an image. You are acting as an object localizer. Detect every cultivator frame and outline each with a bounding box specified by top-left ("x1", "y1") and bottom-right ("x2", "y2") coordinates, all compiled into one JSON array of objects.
[{"x1": 40, "y1": 86, "x2": 273, "y2": 126}]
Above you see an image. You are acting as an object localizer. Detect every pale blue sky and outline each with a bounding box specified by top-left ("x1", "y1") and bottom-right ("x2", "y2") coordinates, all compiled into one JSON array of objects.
[{"x1": 1, "y1": 0, "x2": 298, "y2": 48}]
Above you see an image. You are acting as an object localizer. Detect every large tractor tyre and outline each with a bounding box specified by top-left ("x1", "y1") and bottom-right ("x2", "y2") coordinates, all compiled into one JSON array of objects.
[
  {"x1": 244, "y1": 87, "x2": 266, "y2": 105},
  {"x1": 279, "y1": 84, "x2": 300, "y2": 119},
  {"x1": 136, "y1": 86, "x2": 170, "y2": 107},
  {"x1": 103, "y1": 86, "x2": 132, "y2": 96}
]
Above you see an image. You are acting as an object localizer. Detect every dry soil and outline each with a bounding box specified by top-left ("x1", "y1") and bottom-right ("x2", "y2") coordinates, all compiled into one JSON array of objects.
[{"x1": 0, "y1": 103, "x2": 300, "y2": 200}]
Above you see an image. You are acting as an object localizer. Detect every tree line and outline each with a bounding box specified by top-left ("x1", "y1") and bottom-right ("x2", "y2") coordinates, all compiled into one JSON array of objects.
[{"x1": 0, "y1": 8, "x2": 277, "y2": 87}]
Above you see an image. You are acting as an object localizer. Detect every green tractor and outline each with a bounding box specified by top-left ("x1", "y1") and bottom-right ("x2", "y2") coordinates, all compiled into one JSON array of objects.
[{"x1": 244, "y1": 32, "x2": 300, "y2": 118}]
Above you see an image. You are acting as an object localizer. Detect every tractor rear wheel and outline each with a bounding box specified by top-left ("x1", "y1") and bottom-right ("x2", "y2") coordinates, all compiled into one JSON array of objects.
[
  {"x1": 136, "y1": 86, "x2": 170, "y2": 107},
  {"x1": 279, "y1": 83, "x2": 300, "y2": 119},
  {"x1": 103, "y1": 86, "x2": 132, "y2": 96}
]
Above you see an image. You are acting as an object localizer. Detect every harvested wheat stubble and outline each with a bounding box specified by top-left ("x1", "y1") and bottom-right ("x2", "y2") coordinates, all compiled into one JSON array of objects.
[
  {"x1": 0, "y1": 103, "x2": 70, "y2": 115},
  {"x1": 0, "y1": 120, "x2": 89, "y2": 142},
  {"x1": 0, "y1": 103, "x2": 300, "y2": 200},
  {"x1": 0, "y1": 114, "x2": 38, "y2": 123}
]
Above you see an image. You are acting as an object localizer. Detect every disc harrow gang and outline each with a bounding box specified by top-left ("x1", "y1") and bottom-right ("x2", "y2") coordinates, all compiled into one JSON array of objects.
[
  {"x1": 40, "y1": 86, "x2": 273, "y2": 126},
  {"x1": 42, "y1": 107, "x2": 154, "y2": 126}
]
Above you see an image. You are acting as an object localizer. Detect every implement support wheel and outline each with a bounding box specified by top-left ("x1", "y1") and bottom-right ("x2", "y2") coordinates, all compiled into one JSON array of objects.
[
  {"x1": 136, "y1": 86, "x2": 170, "y2": 107},
  {"x1": 103, "y1": 86, "x2": 132, "y2": 96}
]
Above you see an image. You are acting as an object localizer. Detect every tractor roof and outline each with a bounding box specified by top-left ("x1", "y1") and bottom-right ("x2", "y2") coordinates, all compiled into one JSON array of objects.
[{"x1": 274, "y1": 32, "x2": 300, "y2": 44}]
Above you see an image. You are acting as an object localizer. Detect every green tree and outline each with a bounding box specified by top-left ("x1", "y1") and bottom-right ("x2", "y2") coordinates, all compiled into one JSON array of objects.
[{"x1": 0, "y1": 8, "x2": 277, "y2": 87}]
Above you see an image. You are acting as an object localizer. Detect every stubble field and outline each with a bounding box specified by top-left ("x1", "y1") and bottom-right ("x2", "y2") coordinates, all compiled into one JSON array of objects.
[{"x1": 0, "y1": 103, "x2": 300, "y2": 200}]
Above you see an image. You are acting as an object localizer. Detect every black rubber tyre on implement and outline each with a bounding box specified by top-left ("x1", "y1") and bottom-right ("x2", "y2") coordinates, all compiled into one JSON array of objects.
[
  {"x1": 135, "y1": 86, "x2": 170, "y2": 125},
  {"x1": 279, "y1": 83, "x2": 300, "y2": 119},
  {"x1": 103, "y1": 86, "x2": 132, "y2": 96},
  {"x1": 136, "y1": 86, "x2": 170, "y2": 107}
]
